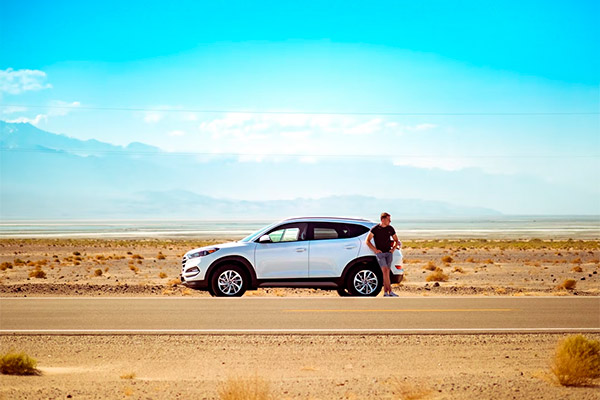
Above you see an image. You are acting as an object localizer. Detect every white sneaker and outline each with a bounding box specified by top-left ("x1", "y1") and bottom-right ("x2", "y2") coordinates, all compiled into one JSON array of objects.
[
  {"x1": 388, "y1": 292, "x2": 399, "y2": 297},
  {"x1": 383, "y1": 292, "x2": 391, "y2": 297}
]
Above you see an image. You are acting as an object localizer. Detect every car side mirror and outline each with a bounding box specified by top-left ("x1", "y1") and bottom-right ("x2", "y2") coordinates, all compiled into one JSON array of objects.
[{"x1": 258, "y1": 234, "x2": 272, "y2": 243}]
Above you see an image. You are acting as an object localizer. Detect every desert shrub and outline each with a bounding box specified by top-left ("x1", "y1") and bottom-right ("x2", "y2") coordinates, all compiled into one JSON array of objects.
[
  {"x1": 452, "y1": 267, "x2": 464, "y2": 273},
  {"x1": 29, "y1": 267, "x2": 46, "y2": 279},
  {"x1": 120, "y1": 372, "x2": 136, "y2": 379},
  {"x1": 389, "y1": 378, "x2": 433, "y2": 400},
  {"x1": 159, "y1": 272, "x2": 167, "y2": 279},
  {"x1": 557, "y1": 279, "x2": 577, "y2": 290},
  {"x1": 218, "y1": 376, "x2": 272, "y2": 400},
  {"x1": 94, "y1": 269, "x2": 103, "y2": 276},
  {"x1": 167, "y1": 278, "x2": 180, "y2": 286},
  {"x1": 129, "y1": 265, "x2": 139, "y2": 273},
  {"x1": 425, "y1": 269, "x2": 448, "y2": 282},
  {"x1": 13, "y1": 258, "x2": 26, "y2": 266},
  {"x1": 485, "y1": 258, "x2": 494, "y2": 264},
  {"x1": 571, "y1": 266, "x2": 583, "y2": 273},
  {"x1": 423, "y1": 261, "x2": 437, "y2": 271},
  {"x1": 571, "y1": 258, "x2": 582, "y2": 264},
  {"x1": 466, "y1": 257, "x2": 476, "y2": 263},
  {"x1": 441, "y1": 256, "x2": 453, "y2": 263},
  {"x1": 0, "y1": 351, "x2": 39, "y2": 375},
  {"x1": 157, "y1": 252, "x2": 166, "y2": 260},
  {"x1": 0, "y1": 262, "x2": 13, "y2": 271},
  {"x1": 131, "y1": 254, "x2": 143, "y2": 259},
  {"x1": 73, "y1": 251, "x2": 81, "y2": 256},
  {"x1": 551, "y1": 334, "x2": 600, "y2": 386}
]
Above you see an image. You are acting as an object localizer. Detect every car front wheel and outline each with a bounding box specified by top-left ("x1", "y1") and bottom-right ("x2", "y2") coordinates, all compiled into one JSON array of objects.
[{"x1": 210, "y1": 265, "x2": 248, "y2": 297}]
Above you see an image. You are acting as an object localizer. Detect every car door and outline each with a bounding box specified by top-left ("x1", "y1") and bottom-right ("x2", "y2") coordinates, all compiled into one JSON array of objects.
[
  {"x1": 307, "y1": 222, "x2": 364, "y2": 278},
  {"x1": 253, "y1": 222, "x2": 309, "y2": 279}
]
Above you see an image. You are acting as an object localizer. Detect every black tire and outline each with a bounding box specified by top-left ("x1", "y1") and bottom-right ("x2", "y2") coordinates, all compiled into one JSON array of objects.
[
  {"x1": 210, "y1": 264, "x2": 248, "y2": 297},
  {"x1": 207, "y1": 284, "x2": 216, "y2": 297},
  {"x1": 336, "y1": 286, "x2": 351, "y2": 297},
  {"x1": 347, "y1": 265, "x2": 382, "y2": 297}
]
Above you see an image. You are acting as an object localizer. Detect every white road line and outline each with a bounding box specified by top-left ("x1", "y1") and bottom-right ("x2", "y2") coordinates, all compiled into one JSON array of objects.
[{"x1": 1, "y1": 328, "x2": 599, "y2": 334}]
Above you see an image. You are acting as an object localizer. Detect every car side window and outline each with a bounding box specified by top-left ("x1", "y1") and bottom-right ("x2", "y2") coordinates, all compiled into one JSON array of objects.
[
  {"x1": 263, "y1": 223, "x2": 307, "y2": 243},
  {"x1": 314, "y1": 227, "x2": 339, "y2": 240},
  {"x1": 311, "y1": 222, "x2": 370, "y2": 240}
]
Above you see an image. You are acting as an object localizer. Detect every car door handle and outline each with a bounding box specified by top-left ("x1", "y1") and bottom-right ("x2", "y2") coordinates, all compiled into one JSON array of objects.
[
  {"x1": 345, "y1": 245, "x2": 357, "y2": 249},
  {"x1": 296, "y1": 248, "x2": 306, "y2": 252}
]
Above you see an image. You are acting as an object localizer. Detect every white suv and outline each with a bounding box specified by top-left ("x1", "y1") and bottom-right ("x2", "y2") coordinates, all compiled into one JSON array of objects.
[{"x1": 181, "y1": 217, "x2": 404, "y2": 297}]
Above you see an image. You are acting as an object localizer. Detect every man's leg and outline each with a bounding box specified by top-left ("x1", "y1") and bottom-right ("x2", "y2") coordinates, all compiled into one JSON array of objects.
[{"x1": 382, "y1": 266, "x2": 391, "y2": 294}]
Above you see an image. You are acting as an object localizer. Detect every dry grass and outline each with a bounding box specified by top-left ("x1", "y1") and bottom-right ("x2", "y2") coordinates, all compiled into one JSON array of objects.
[
  {"x1": 129, "y1": 265, "x2": 140, "y2": 273},
  {"x1": 423, "y1": 261, "x2": 437, "y2": 271},
  {"x1": 0, "y1": 351, "x2": 40, "y2": 375},
  {"x1": 167, "y1": 278, "x2": 181, "y2": 286},
  {"x1": 571, "y1": 266, "x2": 583, "y2": 273},
  {"x1": 441, "y1": 255, "x2": 453, "y2": 263},
  {"x1": 218, "y1": 376, "x2": 272, "y2": 400},
  {"x1": 388, "y1": 378, "x2": 433, "y2": 400},
  {"x1": 120, "y1": 372, "x2": 136, "y2": 379},
  {"x1": 131, "y1": 254, "x2": 144, "y2": 259},
  {"x1": 94, "y1": 268, "x2": 103, "y2": 276},
  {"x1": 551, "y1": 334, "x2": 600, "y2": 386},
  {"x1": 0, "y1": 262, "x2": 13, "y2": 271},
  {"x1": 28, "y1": 266, "x2": 46, "y2": 279},
  {"x1": 452, "y1": 266, "x2": 465, "y2": 273},
  {"x1": 425, "y1": 269, "x2": 449, "y2": 282},
  {"x1": 557, "y1": 279, "x2": 577, "y2": 290},
  {"x1": 159, "y1": 272, "x2": 167, "y2": 279},
  {"x1": 157, "y1": 252, "x2": 166, "y2": 260}
]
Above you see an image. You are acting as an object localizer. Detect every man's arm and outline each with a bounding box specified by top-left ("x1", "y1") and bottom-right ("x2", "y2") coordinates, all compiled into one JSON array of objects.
[
  {"x1": 391, "y1": 234, "x2": 401, "y2": 251},
  {"x1": 365, "y1": 232, "x2": 381, "y2": 253}
]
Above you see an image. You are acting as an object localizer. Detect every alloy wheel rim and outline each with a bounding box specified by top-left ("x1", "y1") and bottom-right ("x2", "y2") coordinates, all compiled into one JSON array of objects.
[
  {"x1": 353, "y1": 270, "x2": 378, "y2": 294},
  {"x1": 218, "y1": 270, "x2": 243, "y2": 295}
]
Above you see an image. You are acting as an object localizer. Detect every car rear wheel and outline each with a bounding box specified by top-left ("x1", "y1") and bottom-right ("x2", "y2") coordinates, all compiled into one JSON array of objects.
[
  {"x1": 210, "y1": 264, "x2": 248, "y2": 297},
  {"x1": 347, "y1": 266, "x2": 382, "y2": 297}
]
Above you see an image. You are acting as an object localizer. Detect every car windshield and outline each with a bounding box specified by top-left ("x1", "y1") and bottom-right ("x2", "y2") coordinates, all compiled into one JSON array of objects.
[{"x1": 238, "y1": 222, "x2": 278, "y2": 242}]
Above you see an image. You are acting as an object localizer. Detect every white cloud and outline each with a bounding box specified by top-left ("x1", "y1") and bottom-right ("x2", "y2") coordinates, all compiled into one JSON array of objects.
[
  {"x1": 143, "y1": 111, "x2": 163, "y2": 123},
  {"x1": 168, "y1": 130, "x2": 186, "y2": 137},
  {"x1": 0, "y1": 68, "x2": 52, "y2": 94},
  {"x1": 4, "y1": 101, "x2": 80, "y2": 125}
]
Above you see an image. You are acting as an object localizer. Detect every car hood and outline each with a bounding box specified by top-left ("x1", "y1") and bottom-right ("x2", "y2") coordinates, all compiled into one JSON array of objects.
[{"x1": 186, "y1": 240, "x2": 251, "y2": 256}]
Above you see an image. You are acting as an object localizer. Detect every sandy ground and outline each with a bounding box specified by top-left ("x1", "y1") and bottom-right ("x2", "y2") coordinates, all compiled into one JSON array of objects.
[
  {"x1": 1, "y1": 239, "x2": 599, "y2": 399},
  {"x1": 1, "y1": 333, "x2": 599, "y2": 399},
  {"x1": 0, "y1": 238, "x2": 598, "y2": 296}
]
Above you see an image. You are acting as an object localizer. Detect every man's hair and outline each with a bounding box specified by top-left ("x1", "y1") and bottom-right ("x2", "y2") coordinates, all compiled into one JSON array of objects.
[{"x1": 380, "y1": 212, "x2": 390, "y2": 220}]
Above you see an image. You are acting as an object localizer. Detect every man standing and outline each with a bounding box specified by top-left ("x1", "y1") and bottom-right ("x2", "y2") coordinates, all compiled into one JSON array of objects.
[{"x1": 365, "y1": 212, "x2": 400, "y2": 297}]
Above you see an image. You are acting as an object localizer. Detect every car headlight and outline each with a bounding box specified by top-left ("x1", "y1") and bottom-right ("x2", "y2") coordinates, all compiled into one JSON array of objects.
[{"x1": 187, "y1": 248, "x2": 219, "y2": 259}]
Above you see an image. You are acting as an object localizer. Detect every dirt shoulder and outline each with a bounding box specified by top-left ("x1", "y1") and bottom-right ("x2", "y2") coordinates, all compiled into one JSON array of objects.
[
  {"x1": 0, "y1": 238, "x2": 598, "y2": 297},
  {"x1": 1, "y1": 333, "x2": 599, "y2": 400}
]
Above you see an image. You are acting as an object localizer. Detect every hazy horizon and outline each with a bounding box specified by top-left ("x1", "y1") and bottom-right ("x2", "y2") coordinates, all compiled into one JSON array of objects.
[{"x1": 1, "y1": 1, "x2": 598, "y2": 219}]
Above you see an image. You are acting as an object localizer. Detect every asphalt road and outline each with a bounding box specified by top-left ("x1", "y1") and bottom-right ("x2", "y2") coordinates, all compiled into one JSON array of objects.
[{"x1": 1, "y1": 297, "x2": 598, "y2": 334}]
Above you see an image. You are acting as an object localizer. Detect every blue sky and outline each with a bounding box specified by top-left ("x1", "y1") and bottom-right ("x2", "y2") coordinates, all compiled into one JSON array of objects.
[{"x1": 1, "y1": 1, "x2": 599, "y2": 214}]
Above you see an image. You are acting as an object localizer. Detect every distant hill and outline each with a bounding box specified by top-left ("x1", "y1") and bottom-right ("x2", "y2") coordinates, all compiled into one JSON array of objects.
[{"x1": 2, "y1": 121, "x2": 503, "y2": 219}]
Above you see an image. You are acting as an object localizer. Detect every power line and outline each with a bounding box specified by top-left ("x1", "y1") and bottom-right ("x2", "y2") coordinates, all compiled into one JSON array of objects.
[
  {"x1": 1, "y1": 147, "x2": 598, "y2": 159},
  {"x1": 1, "y1": 104, "x2": 598, "y2": 116}
]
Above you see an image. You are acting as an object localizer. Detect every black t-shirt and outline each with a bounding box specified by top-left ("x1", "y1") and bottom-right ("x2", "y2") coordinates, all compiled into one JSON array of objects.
[{"x1": 370, "y1": 224, "x2": 396, "y2": 252}]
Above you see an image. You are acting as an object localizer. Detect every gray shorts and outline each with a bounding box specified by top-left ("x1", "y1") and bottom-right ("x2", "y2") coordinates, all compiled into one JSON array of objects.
[{"x1": 375, "y1": 252, "x2": 393, "y2": 268}]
